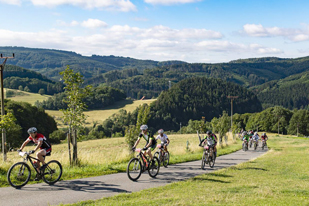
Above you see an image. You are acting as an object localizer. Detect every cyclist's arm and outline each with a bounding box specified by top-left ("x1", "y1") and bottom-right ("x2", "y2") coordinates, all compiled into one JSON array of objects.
[
  {"x1": 166, "y1": 138, "x2": 170, "y2": 145},
  {"x1": 19, "y1": 139, "x2": 31, "y2": 151},
  {"x1": 133, "y1": 138, "x2": 140, "y2": 148},
  {"x1": 145, "y1": 139, "x2": 152, "y2": 148},
  {"x1": 33, "y1": 140, "x2": 43, "y2": 152}
]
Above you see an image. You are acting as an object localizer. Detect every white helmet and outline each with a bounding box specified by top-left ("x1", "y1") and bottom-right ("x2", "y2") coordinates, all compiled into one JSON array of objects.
[
  {"x1": 254, "y1": 132, "x2": 258, "y2": 135},
  {"x1": 140, "y1": 125, "x2": 148, "y2": 130},
  {"x1": 158, "y1": 129, "x2": 164, "y2": 134},
  {"x1": 27, "y1": 127, "x2": 37, "y2": 134}
]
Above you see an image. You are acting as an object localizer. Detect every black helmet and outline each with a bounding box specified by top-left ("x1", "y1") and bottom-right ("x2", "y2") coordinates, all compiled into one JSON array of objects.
[{"x1": 206, "y1": 130, "x2": 212, "y2": 135}]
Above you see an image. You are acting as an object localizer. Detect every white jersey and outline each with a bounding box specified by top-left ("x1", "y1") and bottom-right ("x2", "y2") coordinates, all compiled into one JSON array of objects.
[
  {"x1": 156, "y1": 134, "x2": 169, "y2": 143},
  {"x1": 252, "y1": 134, "x2": 259, "y2": 141}
]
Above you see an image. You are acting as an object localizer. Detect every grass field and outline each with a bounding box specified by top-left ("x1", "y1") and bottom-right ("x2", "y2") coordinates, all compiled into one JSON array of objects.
[
  {"x1": 6, "y1": 88, "x2": 51, "y2": 105},
  {"x1": 46, "y1": 98, "x2": 156, "y2": 127},
  {"x1": 66, "y1": 134, "x2": 309, "y2": 206},
  {"x1": 0, "y1": 133, "x2": 240, "y2": 187},
  {"x1": 4, "y1": 88, "x2": 156, "y2": 127}
]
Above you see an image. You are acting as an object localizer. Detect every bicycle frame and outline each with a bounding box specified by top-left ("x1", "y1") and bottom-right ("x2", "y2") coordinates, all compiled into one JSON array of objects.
[
  {"x1": 135, "y1": 149, "x2": 150, "y2": 170},
  {"x1": 19, "y1": 152, "x2": 44, "y2": 175}
]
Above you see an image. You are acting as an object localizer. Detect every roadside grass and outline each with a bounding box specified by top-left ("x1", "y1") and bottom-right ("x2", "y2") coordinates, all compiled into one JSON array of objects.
[
  {"x1": 46, "y1": 99, "x2": 156, "y2": 127},
  {"x1": 0, "y1": 133, "x2": 240, "y2": 187},
  {"x1": 65, "y1": 135, "x2": 309, "y2": 206}
]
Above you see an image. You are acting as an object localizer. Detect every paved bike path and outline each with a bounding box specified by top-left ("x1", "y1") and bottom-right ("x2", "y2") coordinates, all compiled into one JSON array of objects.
[{"x1": 0, "y1": 146, "x2": 268, "y2": 206}]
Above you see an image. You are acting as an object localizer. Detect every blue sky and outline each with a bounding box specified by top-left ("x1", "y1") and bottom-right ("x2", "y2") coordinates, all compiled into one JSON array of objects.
[{"x1": 0, "y1": 0, "x2": 308, "y2": 63}]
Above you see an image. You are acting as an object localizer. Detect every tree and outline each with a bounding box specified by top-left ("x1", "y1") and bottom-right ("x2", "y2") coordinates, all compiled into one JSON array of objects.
[
  {"x1": 216, "y1": 111, "x2": 230, "y2": 145},
  {"x1": 125, "y1": 104, "x2": 150, "y2": 150},
  {"x1": 18, "y1": 85, "x2": 23, "y2": 91},
  {"x1": 38, "y1": 88, "x2": 45, "y2": 95},
  {"x1": 60, "y1": 66, "x2": 92, "y2": 165},
  {"x1": 24, "y1": 86, "x2": 30, "y2": 92},
  {"x1": 288, "y1": 109, "x2": 309, "y2": 136}
]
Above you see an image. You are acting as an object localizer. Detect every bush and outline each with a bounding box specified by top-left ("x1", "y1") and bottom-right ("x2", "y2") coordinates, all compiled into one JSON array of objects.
[{"x1": 49, "y1": 130, "x2": 66, "y2": 144}]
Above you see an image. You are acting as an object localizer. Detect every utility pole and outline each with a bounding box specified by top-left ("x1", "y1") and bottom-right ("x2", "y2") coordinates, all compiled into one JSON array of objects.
[
  {"x1": 0, "y1": 53, "x2": 14, "y2": 161},
  {"x1": 227, "y1": 96, "x2": 238, "y2": 132}
]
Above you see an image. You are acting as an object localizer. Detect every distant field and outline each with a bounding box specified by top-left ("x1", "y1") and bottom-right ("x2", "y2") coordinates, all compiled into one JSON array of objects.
[
  {"x1": 47, "y1": 99, "x2": 156, "y2": 127},
  {"x1": 4, "y1": 88, "x2": 156, "y2": 127},
  {"x1": 5, "y1": 88, "x2": 51, "y2": 105}
]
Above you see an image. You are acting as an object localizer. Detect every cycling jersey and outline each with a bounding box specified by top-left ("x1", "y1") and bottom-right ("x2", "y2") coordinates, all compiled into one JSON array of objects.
[
  {"x1": 243, "y1": 134, "x2": 250, "y2": 141},
  {"x1": 252, "y1": 135, "x2": 259, "y2": 141},
  {"x1": 204, "y1": 134, "x2": 217, "y2": 146},
  {"x1": 138, "y1": 132, "x2": 157, "y2": 148},
  {"x1": 28, "y1": 133, "x2": 52, "y2": 155},
  {"x1": 261, "y1": 135, "x2": 268, "y2": 140},
  {"x1": 156, "y1": 134, "x2": 169, "y2": 144}
]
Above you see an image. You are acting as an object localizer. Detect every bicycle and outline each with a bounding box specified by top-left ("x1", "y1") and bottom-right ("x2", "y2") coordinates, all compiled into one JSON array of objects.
[
  {"x1": 262, "y1": 139, "x2": 267, "y2": 150},
  {"x1": 7, "y1": 151, "x2": 62, "y2": 188},
  {"x1": 254, "y1": 140, "x2": 258, "y2": 150},
  {"x1": 249, "y1": 138, "x2": 253, "y2": 148},
  {"x1": 154, "y1": 143, "x2": 170, "y2": 168},
  {"x1": 127, "y1": 148, "x2": 160, "y2": 181},
  {"x1": 242, "y1": 139, "x2": 248, "y2": 151},
  {"x1": 197, "y1": 131, "x2": 216, "y2": 169}
]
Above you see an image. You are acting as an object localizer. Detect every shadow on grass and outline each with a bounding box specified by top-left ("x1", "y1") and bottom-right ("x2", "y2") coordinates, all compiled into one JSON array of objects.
[
  {"x1": 100, "y1": 99, "x2": 134, "y2": 110},
  {"x1": 232, "y1": 166, "x2": 268, "y2": 171},
  {"x1": 193, "y1": 176, "x2": 231, "y2": 184}
]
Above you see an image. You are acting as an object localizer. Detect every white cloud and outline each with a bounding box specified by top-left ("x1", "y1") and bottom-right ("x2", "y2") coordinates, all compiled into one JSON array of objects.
[
  {"x1": 243, "y1": 23, "x2": 309, "y2": 42},
  {"x1": 0, "y1": 26, "x2": 284, "y2": 63},
  {"x1": 0, "y1": 0, "x2": 21, "y2": 5},
  {"x1": 81, "y1": 19, "x2": 108, "y2": 28},
  {"x1": 30, "y1": 0, "x2": 137, "y2": 11},
  {"x1": 144, "y1": 0, "x2": 201, "y2": 5}
]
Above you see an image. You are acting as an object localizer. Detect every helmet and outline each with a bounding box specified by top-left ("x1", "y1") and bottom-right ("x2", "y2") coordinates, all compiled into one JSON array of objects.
[
  {"x1": 140, "y1": 125, "x2": 148, "y2": 130},
  {"x1": 206, "y1": 130, "x2": 212, "y2": 135},
  {"x1": 254, "y1": 132, "x2": 258, "y2": 135},
  {"x1": 27, "y1": 127, "x2": 37, "y2": 134},
  {"x1": 262, "y1": 133, "x2": 266, "y2": 136},
  {"x1": 158, "y1": 129, "x2": 164, "y2": 134},
  {"x1": 242, "y1": 131, "x2": 247, "y2": 135}
]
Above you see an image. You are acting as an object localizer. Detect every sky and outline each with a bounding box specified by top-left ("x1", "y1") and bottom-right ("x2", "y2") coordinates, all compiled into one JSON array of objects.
[{"x1": 0, "y1": 0, "x2": 308, "y2": 63}]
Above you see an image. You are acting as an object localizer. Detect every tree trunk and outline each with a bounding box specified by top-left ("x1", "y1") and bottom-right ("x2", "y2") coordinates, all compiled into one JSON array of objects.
[
  {"x1": 72, "y1": 129, "x2": 78, "y2": 165},
  {"x1": 67, "y1": 133, "x2": 72, "y2": 165}
]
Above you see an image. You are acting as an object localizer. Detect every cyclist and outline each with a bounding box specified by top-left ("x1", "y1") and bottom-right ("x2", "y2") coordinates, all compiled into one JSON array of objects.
[
  {"x1": 201, "y1": 130, "x2": 217, "y2": 157},
  {"x1": 156, "y1": 129, "x2": 170, "y2": 153},
  {"x1": 242, "y1": 131, "x2": 250, "y2": 148},
  {"x1": 252, "y1": 132, "x2": 259, "y2": 146},
  {"x1": 18, "y1": 127, "x2": 52, "y2": 180},
  {"x1": 132, "y1": 125, "x2": 157, "y2": 165},
  {"x1": 261, "y1": 132, "x2": 268, "y2": 146}
]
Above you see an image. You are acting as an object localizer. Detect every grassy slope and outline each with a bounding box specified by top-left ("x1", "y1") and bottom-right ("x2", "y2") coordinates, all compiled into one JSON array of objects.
[
  {"x1": 66, "y1": 134, "x2": 309, "y2": 206},
  {"x1": 6, "y1": 88, "x2": 51, "y2": 105},
  {"x1": 0, "y1": 133, "x2": 240, "y2": 187},
  {"x1": 46, "y1": 99, "x2": 156, "y2": 127}
]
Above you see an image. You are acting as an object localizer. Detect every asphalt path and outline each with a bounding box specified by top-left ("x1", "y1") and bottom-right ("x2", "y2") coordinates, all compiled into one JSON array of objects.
[{"x1": 0, "y1": 144, "x2": 268, "y2": 206}]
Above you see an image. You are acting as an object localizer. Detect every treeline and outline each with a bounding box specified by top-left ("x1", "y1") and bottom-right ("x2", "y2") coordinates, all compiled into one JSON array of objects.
[
  {"x1": 35, "y1": 86, "x2": 126, "y2": 110},
  {"x1": 180, "y1": 106, "x2": 309, "y2": 137},
  {"x1": 81, "y1": 77, "x2": 262, "y2": 139},
  {"x1": 3, "y1": 65, "x2": 63, "y2": 95}
]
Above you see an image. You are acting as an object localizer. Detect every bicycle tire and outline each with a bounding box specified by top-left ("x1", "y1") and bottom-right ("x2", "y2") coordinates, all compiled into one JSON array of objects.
[
  {"x1": 162, "y1": 151, "x2": 170, "y2": 168},
  {"x1": 7, "y1": 162, "x2": 31, "y2": 188},
  {"x1": 127, "y1": 158, "x2": 142, "y2": 181},
  {"x1": 154, "y1": 151, "x2": 160, "y2": 163},
  {"x1": 42, "y1": 160, "x2": 63, "y2": 185},
  {"x1": 148, "y1": 157, "x2": 160, "y2": 178},
  {"x1": 209, "y1": 150, "x2": 215, "y2": 168},
  {"x1": 201, "y1": 152, "x2": 206, "y2": 169}
]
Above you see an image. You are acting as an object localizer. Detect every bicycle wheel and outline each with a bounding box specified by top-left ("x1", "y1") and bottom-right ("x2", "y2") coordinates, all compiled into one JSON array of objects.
[
  {"x1": 162, "y1": 151, "x2": 170, "y2": 168},
  {"x1": 201, "y1": 152, "x2": 206, "y2": 169},
  {"x1": 262, "y1": 143, "x2": 265, "y2": 150},
  {"x1": 42, "y1": 160, "x2": 63, "y2": 185},
  {"x1": 148, "y1": 157, "x2": 160, "y2": 178},
  {"x1": 254, "y1": 142, "x2": 257, "y2": 150},
  {"x1": 127, "y1": 158, "x2": 142, "y2": 181},
  {"x1": 154, "y1": 151, "x2": 160, "y2": 163},
  {"x1": 7, "y1": 162, "x2": 31, "y2": 188},
  {"x1": 242, "y1": 143, "x2": 245, "y2": 151},
  {"x1": 208, "y1": 154, "x2": 215, "y2": 168}
]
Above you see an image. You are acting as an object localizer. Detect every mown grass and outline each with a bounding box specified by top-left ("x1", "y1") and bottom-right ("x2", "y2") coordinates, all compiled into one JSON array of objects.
[
  {"x1": 0, "y1": 133, "x2": 240, "y2": 187},
  {"x1": 65, "y1": 134, "x2": 309, "y2": 206}
]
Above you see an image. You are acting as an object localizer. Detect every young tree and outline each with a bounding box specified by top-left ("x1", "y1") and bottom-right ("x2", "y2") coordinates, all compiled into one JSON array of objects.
[
  {"x1": 60, "y1": 66, "x2": 92, "y2": 165},
  {"x1": 38, "y1": 88, "x2": 45, "y2": 95}
]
